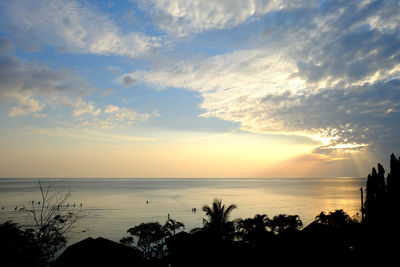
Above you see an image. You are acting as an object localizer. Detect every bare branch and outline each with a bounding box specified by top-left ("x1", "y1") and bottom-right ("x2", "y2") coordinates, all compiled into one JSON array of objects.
[{"x1": 21, "y1": 181, "x2": 83, "y2": 263}]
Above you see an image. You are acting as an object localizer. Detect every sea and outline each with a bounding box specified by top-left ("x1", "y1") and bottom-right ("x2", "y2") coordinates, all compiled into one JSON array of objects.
[{"x1": 0, "y1": 178, "x2": 365, "y2": 245}]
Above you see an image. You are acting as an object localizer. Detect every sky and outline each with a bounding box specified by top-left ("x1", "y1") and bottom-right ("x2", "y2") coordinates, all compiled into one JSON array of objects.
[{"x1": 0, "y1": 0, "x2": 399, "y2": 178}]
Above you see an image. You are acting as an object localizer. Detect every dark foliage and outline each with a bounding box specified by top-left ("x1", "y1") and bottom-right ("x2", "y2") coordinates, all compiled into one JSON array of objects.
[
  {"x1": 0, "y1": 221, "x2": 42, "y2": 267},
  {"x1": 315, "y1": 209, "x2": 355, "y2": 228},
  {"x1": 268, "y1": 214, "x2": 303, "y2": 234},
  {"x1": 362, "y1": 153, "x2": 399, "y2": 265},
  {"x1": 163, "y1": 219, "x2": 185, "y2": 237},
  {"x1": 122, "y1": 222, "x2": 166, "y2": 258},
  {"x1": 236, "y1": 214, "x2": 272, "y2": 243},
  {"x1": 364, "y1": 153, "x2": 400, "y2": 225},
  {"x1": 121, "y1": 218, "x2": 185, "y2": 259},
  {"x1": 201, "y1": 198, "x2": 237, "y2": 240}
]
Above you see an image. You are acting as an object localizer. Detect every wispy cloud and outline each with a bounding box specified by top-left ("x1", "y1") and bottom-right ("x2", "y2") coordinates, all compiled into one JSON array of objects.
[
  {"x1": 143, "y1": 0, "x2": 315, "y2": 37},
  {"x1": 72, "y1": 103, "x2": 150, "y2": 130},
  {"x1": 1, "y1": 0, "x2": 161, "y2": 57},
  {"x1": 102, "y1": 104, "x2": 150, "y2": 123},
  {"x1": 72, "y1": 102, "x2": 101, "y2": 117}
]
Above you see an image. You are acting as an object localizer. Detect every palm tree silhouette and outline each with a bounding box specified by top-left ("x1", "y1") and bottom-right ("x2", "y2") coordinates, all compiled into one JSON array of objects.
[
  {"x1": 202, "y1": 198, "x2": 237, "y2": 240},
  {"x1": 315, "y1": 209, "x2": 352, "y2": 227},
  {"x1": 267, "y1": 214, "x2": 303, "y2": 234},
  {"x1": 237, "y1": 214, "x2": 270, "y2": 241},
  {"x1": 164, "y1": 219, "x2": 185, "y2": 236}
]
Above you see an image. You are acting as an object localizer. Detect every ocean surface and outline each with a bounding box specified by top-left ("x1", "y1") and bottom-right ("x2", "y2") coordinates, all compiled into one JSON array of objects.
[{"x1": 0, "y1": 178, "x2": 365, "y2": 245}]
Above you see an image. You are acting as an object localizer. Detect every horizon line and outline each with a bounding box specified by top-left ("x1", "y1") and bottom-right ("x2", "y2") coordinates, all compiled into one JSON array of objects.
[{"x1": 0, "y1": 176, "x2": 365, "y2": 179}]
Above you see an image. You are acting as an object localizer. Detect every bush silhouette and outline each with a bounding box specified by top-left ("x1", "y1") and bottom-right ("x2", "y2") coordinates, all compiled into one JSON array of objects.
[{"x1": 0, "y1": 221, "x2": 42, "y2": 267}]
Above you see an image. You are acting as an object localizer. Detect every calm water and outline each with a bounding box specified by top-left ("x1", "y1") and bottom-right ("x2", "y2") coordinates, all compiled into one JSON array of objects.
[{"x1": 0, "y1": 178, "x2": 365, "y2": 245}]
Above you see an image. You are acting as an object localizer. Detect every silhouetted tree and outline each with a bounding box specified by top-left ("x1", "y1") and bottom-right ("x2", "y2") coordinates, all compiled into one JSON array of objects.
[
  {"x1": 315, "y1": 210, "x2": 353, "y2": 228},
  {"x1": 365, "y1": 162, "x2": 390, "y2": 224},
  {"x1": 267, "y1": 214, "x2": 303, "y2": 234},
  {"x1": 121, "y1": 222, "x2": 166, "y2": 258},
  {"x1": 365, "y1": 166, "x2": 379, "y2": 222},
  {"x1": 20, "y1": 182, "x2": 82, "y2": 265},
  {"x1": 376, "y1": 153, "x2": 400, "y2": 229},
  {"x1": 236, "y1": 214, "x2": 272, "y2": 243},
  {"x1": 387, "y1": 153, "x2": 400, "y2": 200},
  {"x1": 366, "y1": 167, "x2": 378, "y2": 200},
  {"x1": 163, "y1": 219, "x2": 185, "y2": 236},
  {"x1": 202, "y1": 198, "x2": 237, "y2": 240},
  {"x1": 236, "y1": 217, "x2": 257, "y2": 240},
  {"x1": 360, "y1": 155, "x2": 400, "y2": 265},
  {"x1": 377, "y1": 163, "x2": 386, "y2": 197}
]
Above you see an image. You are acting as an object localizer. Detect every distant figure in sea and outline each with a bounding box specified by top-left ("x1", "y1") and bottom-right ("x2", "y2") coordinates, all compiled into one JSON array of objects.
[
  {"x1": 146, "y1": 200, "x2": 149, "y2": 204},
  {"x1": 80, "y1": 203, "x2": 82, "y2": 207}
]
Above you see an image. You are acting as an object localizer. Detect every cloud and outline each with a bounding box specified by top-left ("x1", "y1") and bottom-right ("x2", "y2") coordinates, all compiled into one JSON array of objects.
[
  {"x1": 123, "y1": 48, "x2": 297, "y2": 93},
  {"x1": 2, "y1": 0, "x2": 161, "y2": 57},
  {"x1": 122, "y1": 0, "x2": 400, "y2": 154},
  {"x1": 291, "y1": 1, "x2": 400, "y2": 88},
  {"x1": 0, "y1": 56, "x2": 69, "y2": 96},
  {"x1": 8, "y1": 97, "x2": 45, "y2": 117},
  {"x1": 0, "y1": 52, "x2": 150, "y2": 133},
  {"x1": 72, "y1": 102, "x2": 101, "y2": 116},
  {"x1": 76, "y1": 104, "x2": 150, "y2": 130},
  {"x1": 0, "y1": 54, "x2": 90, "y2": 117},
  {"x1": 253, "y1": 80, "x2": 400, "y2": 154},
  {"x1": 143, "y1": 0, "x2": 315, "y2": 37},
  {"x1": 122, "y1": 76, "x2": 137, "y2": 88},
  {"x1": 0, "y1": 48, "x2": 145, "y2": 127},
  {"x1": 104, "y1": 105, "x2": 120, "y2": 114},
  {"x1": 113, "y1": 107, "x2": 150, "y2": 122},
  {"x1": 152, "y1": 110, "x2": 161, "y2": 117}
]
